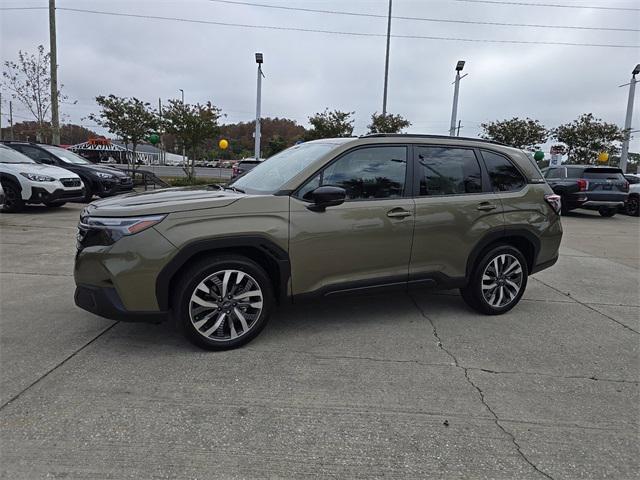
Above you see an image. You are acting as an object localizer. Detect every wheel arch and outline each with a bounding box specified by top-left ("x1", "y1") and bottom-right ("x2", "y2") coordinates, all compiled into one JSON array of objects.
[
  {"x1": 466, "y1": 228, "x2": 539, "y2": 278},
  {"x1": 156, "y1": 235, "x2": 291, "y2": 311}
]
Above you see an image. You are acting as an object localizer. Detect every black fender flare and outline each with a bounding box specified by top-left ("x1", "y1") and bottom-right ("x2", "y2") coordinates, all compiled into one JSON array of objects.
[
  {"x1": 155, "y1": 235, "x2": 291, "y2": 311},
  {"x1": 465, "y1": 227, "x2": 540, "y2": 277},
  {"x1": 0, "y1": 173, "x2": 23, "y2": 193}
]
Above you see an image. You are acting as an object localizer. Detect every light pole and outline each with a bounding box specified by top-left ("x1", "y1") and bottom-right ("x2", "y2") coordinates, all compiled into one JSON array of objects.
[
  {"x1": 254, "y1": 52, "x2": 264, "y2": 161},
  {"x1": 619, "y1": 64, "x2": 639, "y2": 173},
  {"x1": 179, "y1": 88, "x2": 185, "y2": 168},
  {"x1": 449, "y1": 60, "x2": 467, "y2": 137},
  {"x1": 382, "y1": 0, "x2": 392, "y2": 116}
]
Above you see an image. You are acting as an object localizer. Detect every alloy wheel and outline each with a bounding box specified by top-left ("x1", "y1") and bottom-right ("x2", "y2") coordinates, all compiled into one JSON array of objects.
[
  {"x1": 189, "y1": 269, "x2": 263, "y2": 341},
  {"x1": 481, "y1": 254, "x2": 524, "y2": 308}
]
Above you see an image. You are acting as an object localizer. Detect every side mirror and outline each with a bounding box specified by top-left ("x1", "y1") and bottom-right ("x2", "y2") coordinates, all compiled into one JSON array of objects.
[
  {"x1": 307, "y1": 186, "x2": 346, "y2": 212},
  {"x1": 39, "y1": 158, "x2": 54, "y2": 165}
]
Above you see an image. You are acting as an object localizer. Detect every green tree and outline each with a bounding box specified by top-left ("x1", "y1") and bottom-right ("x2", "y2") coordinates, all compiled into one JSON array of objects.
[
  {"x1": 90, "y1": 95, "x2": 159, "y2": 170},
  {"x1": 367, "y1": 112, "x2": 411, "y2": 134},
  {"x1": 305, "y1": 109, "x2": 354, "y2": 140},
  {"x1": 480, "y1": 117, "x2": 548, "y2": 150},
  {"x1": 162, "y1": 100, "x2": 222, "y2": 180},
  {"x1": 552, "y1": 113, "x2": 626, "y2": 164},
  {"x1": 265, "y1": 134, "x2": 287, "y2": 157},
  {"x1": 2, "y1": 45, "x2": 70, "y2": 142}
]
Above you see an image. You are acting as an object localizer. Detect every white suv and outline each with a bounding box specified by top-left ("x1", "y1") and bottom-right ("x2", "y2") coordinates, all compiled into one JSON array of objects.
[{"x1": 0, "y1": 144, "x2": 84, "y2": 212}]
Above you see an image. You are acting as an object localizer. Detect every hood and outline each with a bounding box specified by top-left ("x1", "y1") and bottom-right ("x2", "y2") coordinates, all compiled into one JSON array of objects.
[
  {"x1": 1, "y1": 162, "x2": 81, "y2": 179},
  {"x1": 85, "y1": 185, "x2": 244, "y2": 216},
  {"x1": 65, "y1": 163, "x2": 130, "y2": 178}
]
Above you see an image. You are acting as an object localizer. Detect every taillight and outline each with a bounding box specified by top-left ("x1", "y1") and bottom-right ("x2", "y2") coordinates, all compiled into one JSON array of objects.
[
  {"x1": 544, "y1": 194, "x2": 562, "y2": 214},
  {"x1": 577, "y1": 178, "x2": 588, "y2": 191}
]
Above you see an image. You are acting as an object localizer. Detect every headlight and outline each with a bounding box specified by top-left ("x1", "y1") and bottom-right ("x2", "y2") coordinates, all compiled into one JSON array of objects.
[
  {"x1": 96, "y1": 172, "x2": 115, "y2": 179},
  {"x1": 20, "y1": 172, "x2": 55, "y2": 182},
  {"x1": 79, "y1": 215, "x2": 166, "y2": 244}
]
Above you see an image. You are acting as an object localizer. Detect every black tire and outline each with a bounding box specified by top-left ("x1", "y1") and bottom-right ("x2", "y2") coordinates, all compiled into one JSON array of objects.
[
  {"x1": 560, "y1": 195, "x2": 571, "y2": 215},
  {"x1": 172, "y1": 254, "x2": 274, "y2": 350},
  {"x1": 82, "y1": 184, "x2": 94, "y2": 203},
  {"x1": 1, "y1": 182, "x2": 25, "y2": 213},
  {"x1": 626, "y1": 195, "x2": 639, "y2": 217},
  {"x1": 44, "y1": 201, "x2": 66, "y2": 208},
  {"x1": 460, "y1": 244, "x2": 528, "y2": 315},
  {"x1": 598, "y1": 207, "x2": 616, "y2": 217}
]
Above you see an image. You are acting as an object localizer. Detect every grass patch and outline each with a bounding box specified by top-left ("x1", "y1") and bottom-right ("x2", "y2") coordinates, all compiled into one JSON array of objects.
[{"x1": 161, "y1": 177, "x2": 226, "y2": 187}]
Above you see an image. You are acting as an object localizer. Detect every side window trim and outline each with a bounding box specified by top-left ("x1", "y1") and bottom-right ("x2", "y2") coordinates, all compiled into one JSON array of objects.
[
  {"x1": 478, "y1": 149, "x2": 527, "y2": 193},
  {"x1": 409, "y1": 144, "x2": 487, "y2": 198},
  {"x1": 293, "y1": 143, "x2": 411, "y2": 202}
]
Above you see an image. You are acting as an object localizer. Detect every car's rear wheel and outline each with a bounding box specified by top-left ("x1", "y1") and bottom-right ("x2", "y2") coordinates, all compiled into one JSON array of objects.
[
  {"x1": 173, "y1": 255, "x2": 274, "y2": 350},
  {"x1": 560, "y1": 195, "x2": 571, "y2": 215},
  {"x1": 1, "y1": 182, "x2": 25, "y2": 213},
  {"x1": 44, "y1": 201, "x2": 66, "y2": 208},
  {"x1": 460, "y1": 245, "x2": 528, "y2": 315},
  {"x1": 598, "y1": 207, "x2": 616, "y2": 217},
  {"x1": 82, "y1": 184, "x2": 94, "y2": 203},
  {"x1": 626, "y1": 195, "x2": 639, "y2": 217}
]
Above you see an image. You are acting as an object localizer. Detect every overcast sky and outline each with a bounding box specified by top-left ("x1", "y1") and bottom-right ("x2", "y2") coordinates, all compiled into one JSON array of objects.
[{"x1": 1, "y1": 0, "x2": 639, "y2": 152}]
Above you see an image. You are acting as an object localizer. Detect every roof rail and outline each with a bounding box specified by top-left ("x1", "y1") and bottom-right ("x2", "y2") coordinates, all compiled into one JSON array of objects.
[{"x1": 360, "y1": 133, "x2": 507, "y2": 146}]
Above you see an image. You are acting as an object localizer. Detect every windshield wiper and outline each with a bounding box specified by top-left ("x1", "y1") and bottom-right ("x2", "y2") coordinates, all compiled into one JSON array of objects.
[{"x1": 224, "y1": 185, "x2": 245, "y2": 193}]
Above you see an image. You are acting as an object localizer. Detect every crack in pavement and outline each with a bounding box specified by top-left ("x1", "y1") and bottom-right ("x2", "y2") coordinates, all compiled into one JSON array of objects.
[
  {"x1": 531, "y1": 277, "x2": 639, "y2": 335},
  {"x1": 0, "y1": 322, "x2": 119, "y2": 412},
  {"x1": 470, "y1": 368, "x2": 639, "y2": 385},
  {"x1": 409, "y1": 293, "x2": 555, "y2": 480}
]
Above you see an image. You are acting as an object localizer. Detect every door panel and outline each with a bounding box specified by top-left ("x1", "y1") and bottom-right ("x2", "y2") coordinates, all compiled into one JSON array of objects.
[
  {"x1": 289, "y1": 197, "x2": 415, "y2": 295},
  {"x1": 409, "y1": 145, "x2": 504, "y2": 280}
]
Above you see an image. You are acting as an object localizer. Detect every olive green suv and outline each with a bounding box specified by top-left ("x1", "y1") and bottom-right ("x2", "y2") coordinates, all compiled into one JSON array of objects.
[{"x1": 75, "y1": 134, "x2": 562, "y2": 350}]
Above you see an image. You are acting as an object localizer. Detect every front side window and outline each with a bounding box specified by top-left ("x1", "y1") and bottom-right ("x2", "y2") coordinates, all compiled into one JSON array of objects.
[
  {"x1": 481, "y1": 150, "x2": 526, "y2": 192},
  {"x1": 301, "y1": 146, "x2": 407, "y2": 201},
  {"x1": 545, "y1": 167, "x2": 564, "y2": 178},
  {"x1": 42, "y1": 145, "x2": 91, "y2": 165},
  {"x1": 415, "y1": 146, "x2": 482, "y2": 196}
]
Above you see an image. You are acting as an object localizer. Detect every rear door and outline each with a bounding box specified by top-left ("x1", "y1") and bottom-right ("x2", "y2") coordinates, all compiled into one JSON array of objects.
[
  {"x1": 409, "y1": 145, "x2": 504, "y2": 282},
  {"x1": 580, "y1": 168, "x2": 628, "y2": 203}
]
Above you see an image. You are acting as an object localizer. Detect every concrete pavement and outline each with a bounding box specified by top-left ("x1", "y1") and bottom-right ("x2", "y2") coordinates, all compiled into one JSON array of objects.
[{"x1": 0, "y1": 205, "x2": 638, "y2": 479}]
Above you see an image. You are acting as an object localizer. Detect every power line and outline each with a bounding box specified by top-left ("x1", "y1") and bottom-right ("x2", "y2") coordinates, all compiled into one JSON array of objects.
[
  {"x1": 455, "y1": 0, "x2": 640, "y2": 12},
  {"x1": 54, "y1": 7, "x2": 639, "y2": 49},
  {"x1": 208, "y1": 0, "x2": 639, "y2": 33}
]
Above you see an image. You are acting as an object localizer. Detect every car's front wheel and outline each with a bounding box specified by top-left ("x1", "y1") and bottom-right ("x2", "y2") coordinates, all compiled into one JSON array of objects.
[
  {"x1": 626, "y1": 195, "x2": 639, "y2": 217},
  {"x1": 598, "y1": 207, "x2": 616, "y2": 217},
  {"x1": 44, "y1": 201, "x2": 66, "y2": 208},
  {"x1": 173, "y1": 255, "x2": 274, "y2": 350},
  {"x1": 1, "y1": 182, "x2": 25, "y2": 213},
  {"x1": 460, "y1": 245, "x2": 528, "y2": 315}
]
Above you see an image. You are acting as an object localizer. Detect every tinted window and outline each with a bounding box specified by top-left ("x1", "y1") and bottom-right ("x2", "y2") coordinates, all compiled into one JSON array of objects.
[
  {"x1": 12, "y1": 145, "x2": 50, "y2": 162},
  {"x1": 303, "y1": 146, "x2": 407, "y2": 201},
  {"x1": 545, "y1": 168, "x2": 564, "y2": 178},
  {"x1": 566, "y1": 168, "x2": 584, "y2": 179},
  {"x1": 583, "y1": 169, "x2": 625, "y2": 181},
  {"x1": 482, "y1": 151, "x2": 526, "y2": 192},
  {"x1": 415, "y1": 146, "x2": 482, "y2": 195}
]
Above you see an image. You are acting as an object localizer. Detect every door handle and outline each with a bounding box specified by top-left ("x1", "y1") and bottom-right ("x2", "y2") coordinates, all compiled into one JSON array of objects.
[
  {"x1": 387, "y1": 208, "x2": 412, "y2": 218},
  {"x1": 477, "y1": 202, "x2": 497, "y2": 211}
]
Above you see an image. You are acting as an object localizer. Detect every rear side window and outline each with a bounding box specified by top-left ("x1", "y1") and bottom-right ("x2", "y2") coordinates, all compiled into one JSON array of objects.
[
  {"x1": 545, "y1": 168, "x2": 564, "y2": 178},
  {"x1": 415, "y1": 146, "x2": 482, "y2": 195},
  {"x1": 481, "y1": 151, "x2": 526, "y2": 192},
  {"x1": 566, "y1": 168, "x2": 585, "y2": 179}
]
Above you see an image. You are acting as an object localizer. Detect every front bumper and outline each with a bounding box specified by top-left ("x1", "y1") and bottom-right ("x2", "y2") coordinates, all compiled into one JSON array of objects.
[
  {"x1": 98, "y1": 178, "x2": 134, "y2": 197},
  {"x1": 27, "y1": 187, "x2": 85, "y2": 204},
  {"x1": 75, "y1": 284, "x2": 167, "y2": 323}
]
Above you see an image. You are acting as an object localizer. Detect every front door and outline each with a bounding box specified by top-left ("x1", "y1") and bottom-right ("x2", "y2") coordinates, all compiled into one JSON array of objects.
[
  {"x1": 409, "y1": 145, "x2": 505, "y2": 282},
  {"x1": 289, "y1": 145, "x2": 415, "y2": 296}
]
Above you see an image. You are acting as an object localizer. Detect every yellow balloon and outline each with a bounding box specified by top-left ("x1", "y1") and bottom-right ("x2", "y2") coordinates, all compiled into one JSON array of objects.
[
  {"x1": 218, "y1": 139, "x2": 229, "y2": 150},
  {"x1": 598, "y1": 152, "x2": 609, "y2": 163}
]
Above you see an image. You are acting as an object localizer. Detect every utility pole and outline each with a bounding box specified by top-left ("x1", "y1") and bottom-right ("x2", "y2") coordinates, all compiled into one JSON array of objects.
[
  {"x1": 254, "y1": 52, "x2": 264, "y2": 161},
  {"x1": 158, "y1": 97, "x2": 164, "y2": 165},
  {"x1": 619, "y1": 64, "x2": 639, "y2": 173},
  {"x1": 456, "y1": 120, "x2": 462, "y2": 137},
  {"x1": 382, "y1": 0, "x2": 392, "y2": 116},
  {"x1": 9, "y1": 101, "x2": 14, "y2": 141},
  {"x1": 179, "y1": 89, "x2": 185, "y2": 169},
  {"x1": 49, "y1": 0, "x2": 60, "y2": 145},
  {"x1": 449, "y1": 60, "x2": 466, "y2": 136},
  {"x1": 0, "y1": 93, "x2": 3, "y2": 141}
]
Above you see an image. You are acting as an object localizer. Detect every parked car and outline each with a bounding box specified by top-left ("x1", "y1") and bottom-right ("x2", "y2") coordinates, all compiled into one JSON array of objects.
[
  {"x1": 623, "y1": 174, "x2": 640, "y2": 216},
  {"x1": 204, "y1": 161, "x2": 219, "y2": 168},
  {"x1": 231, "y1": 158, "x2": 263, "y2": 179},
  {"x1": 74, "y1": 134, "x2": 562, "y2": 350},
  {"x1": 542, "y1": 165, "x2": 629, "y2": 216},
  {"x1": 2, "y1": 141, "x2": 134, "y2": 202},
  {"x1": 0, "y1": 143, "x2": 84, "y2": 212}
]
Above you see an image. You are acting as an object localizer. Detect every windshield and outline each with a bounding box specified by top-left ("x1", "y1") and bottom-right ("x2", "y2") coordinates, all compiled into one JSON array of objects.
[
  {"x1": 231, "y1": 143, "x2": 338, "y2": 194},
  {"x1": 0, "y1": 145, "x2": 36, "y2": 164},
  {"x1": 42, "y1": 145, "x2": 91, "y2": 164}
]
